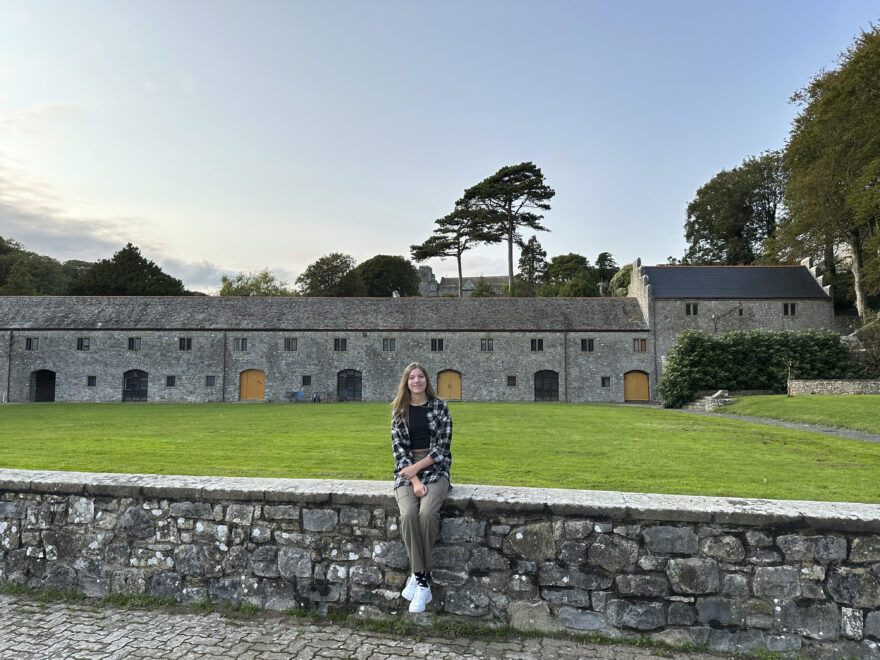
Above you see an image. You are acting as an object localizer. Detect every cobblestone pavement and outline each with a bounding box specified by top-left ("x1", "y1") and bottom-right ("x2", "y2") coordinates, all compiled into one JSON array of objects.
[{"x1": 0, "y1": 595, "x2": 729, "y2": 660}]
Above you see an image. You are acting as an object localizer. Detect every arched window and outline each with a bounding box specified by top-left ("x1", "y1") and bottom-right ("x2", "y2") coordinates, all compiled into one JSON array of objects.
[
  {"x1": 534, "y1": 370, "x2": 559, "y2": 402},
  {"x1": 30, "y1": 369, "x2": 56, "y2": 402},
  {"x1": 337, "y1": 369, "x2": 362, "y2": 402},
  {"x1": 123, "y1": 369, "x2": 148, "y2": 402}
]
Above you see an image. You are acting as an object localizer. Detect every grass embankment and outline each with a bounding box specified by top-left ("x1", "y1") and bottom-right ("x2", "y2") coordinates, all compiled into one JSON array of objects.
[
  {"x1": 722, "y1": 394, "x2": 880, "y2": 435},
  {"x1": 0, "y1": 402, "x2": 878, "y2": 502}
]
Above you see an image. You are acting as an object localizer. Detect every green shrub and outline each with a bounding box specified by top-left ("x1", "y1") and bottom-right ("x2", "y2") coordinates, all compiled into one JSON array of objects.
[{"x1": 657, "y1": 329, "x2": 853, "y2": 408}]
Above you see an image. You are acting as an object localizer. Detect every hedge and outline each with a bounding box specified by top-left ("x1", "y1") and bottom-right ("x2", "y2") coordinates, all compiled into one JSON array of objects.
[{"x1": 657, "y1": 329, "x2": 853, "y2": 408}]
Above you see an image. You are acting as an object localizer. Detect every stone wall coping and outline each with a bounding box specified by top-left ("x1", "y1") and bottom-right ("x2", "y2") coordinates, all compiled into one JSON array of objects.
[{"x1": 2, "y1": 468, "x2": 878, "y2": 531}]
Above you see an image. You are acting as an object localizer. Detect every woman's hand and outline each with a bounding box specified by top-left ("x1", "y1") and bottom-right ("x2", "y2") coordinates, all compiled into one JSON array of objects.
[
  {"x1": 399, "y1": 464, "x2": 420, "y2": 481},
  {"x1": 413, "y1": 480, "x2": 427, "y2": 497}
]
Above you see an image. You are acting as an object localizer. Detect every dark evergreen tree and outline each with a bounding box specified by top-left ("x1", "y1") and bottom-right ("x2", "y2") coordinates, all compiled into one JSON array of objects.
[{"x1": 67, "y1": 243, "x2": 186, "y2": 295}]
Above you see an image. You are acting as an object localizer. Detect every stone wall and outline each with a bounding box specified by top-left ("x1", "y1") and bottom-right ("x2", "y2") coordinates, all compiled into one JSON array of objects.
[
  {"x1": 2, "y1": 329, "x2": 652, "y2": 404},
  {"x1": 1, "y1": 470, "x2": 878, "y2": 658},
  {"x1": 788, "y1": 379, "x2": 880, "y2": 396}
]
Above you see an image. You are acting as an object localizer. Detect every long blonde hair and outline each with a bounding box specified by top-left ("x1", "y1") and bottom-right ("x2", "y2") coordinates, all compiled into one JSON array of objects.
[{"x1": 391, "y1": 362, "x2": 438, "y2": 425}]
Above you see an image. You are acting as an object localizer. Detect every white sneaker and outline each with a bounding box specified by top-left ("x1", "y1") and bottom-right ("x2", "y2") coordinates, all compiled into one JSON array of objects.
[
  {"x1": 401, "y1": 574, "x2": 417, "y2": 601},
  {"x1": 408, "y1": 584, "x2": 432, "y2": 613}
]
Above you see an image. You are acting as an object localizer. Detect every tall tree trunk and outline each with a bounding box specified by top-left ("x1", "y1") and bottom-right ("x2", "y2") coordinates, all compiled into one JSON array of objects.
[
  {"x1": 507, "y1": 226, "x2": 515, "y2": 297},
  {"x1": 849, "y1": 230, "x2": 866, "y2": 318},
  {"x1": 456, "y1": 253, "x2": 463, "y2": 298}
]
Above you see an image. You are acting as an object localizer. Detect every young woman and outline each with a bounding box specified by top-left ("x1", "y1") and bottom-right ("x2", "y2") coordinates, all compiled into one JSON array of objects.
[{"x1": 390, "y1": 362, "x2": 452, "y2": 613}]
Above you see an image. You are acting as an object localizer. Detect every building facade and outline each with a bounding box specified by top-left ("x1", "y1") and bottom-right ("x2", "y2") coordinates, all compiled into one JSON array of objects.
[{"x1": 0, "y1": 260, "x2": 836, "y2": 405}]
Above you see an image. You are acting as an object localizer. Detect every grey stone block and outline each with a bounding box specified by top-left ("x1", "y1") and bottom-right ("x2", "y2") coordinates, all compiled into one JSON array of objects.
[
  {"x1": 302, "y1": 508, "x2": 337, "y2": 532},
  {"x1": 666, "y1": 558, "x2": 720, "y2": 594},
  {"x1": 339, "y1": 507, "x2": 370, "y2": 526},
  {"x1": 643, "y1": 525, "x2": 698, "y2": 554},
  {"x1": 174, "y1": 544, "x2": 207, "y2": 577},
  {"x1": 615, "y1": 573, "x2": 669, "y2": 597},
  {"x1": 696, "y1": 597, "x2": 746, "y2": 626},
  {"x1": 851, "y1": 536, "x2": 880, "y2": 563},
  {"x1": 753, "y1": 566, "x2": 801, "y2": 599},
  {"x1": 777, "y1": 601, "x2": 840, "y2": 641},
  {"x1": 444, "y1": 587, "x2": 490, "y2": 616},
  {"x1": 117, "y1": 506, "x2": 154, "y2": 538},
  {"x1": 502, "y1": 522, "x2": 554, "y2": 560},
  {"x1": 371, "y1": 541, "x2": 407, "y2": 569},
  {"x1": 722, "y1": 572, "x2": 749, "y2": 597},
  {"x1": 827, "y1": 567, "x2": 880, "y2": 608},
  {"x1": 588, "y1": 534, "x2": 638, "y2": 573},
  {"x1": 539, "y1": 587, "x2": 591, "y2": 607},
  {"x1": 841, "y1": 607, "x2": 864, "y2": 640},
  {"x1": 605, "y1": 599, "x2": 665, "y2": 630},
  {"x1": 432, "y1": 545, "x2": 468, "y2": 568},
  {"x1": 350, "y1": 564, "x2": 382, "y2": 586},
  {"x1": 557, "y1": 606, "x2": 607, "y2": 631},
  {"x1": 441, "y1": 517, "x2": 486, "y2": 543},
  {"x1": 667, "y1": 601, "x2": 695, "y2": 625},
  {"x1": 509, "y1": 601, "x2": 560, "y2": 632},
  {"x1": 251, "y1": 546, "x2": 279, "y2": 578},
  {"x1": 699, "y1": 535, "x2": 745, "y2": 562},
  {"x1": 150, "y1": 572, "x2": 183, "y2": 601},
  {"x1": 468, "y1": 547, "x2": 509, "y2": 571},
  {"x1": 169, "y1": 502, "x2": 213, "y2": 519},
  {"x1": 865, "y1": 611, "x2": 880, "y2": 639},
  {"x1": 278, "y1": 547, "x2": 312, "y2": 578}
]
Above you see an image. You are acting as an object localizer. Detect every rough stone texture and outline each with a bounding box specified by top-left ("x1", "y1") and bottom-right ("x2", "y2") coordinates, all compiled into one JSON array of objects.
[
  {"x1": 1, "y1": 469, "x2": 879, "y2": 659},
  {"x1": 788, "y1": 379, "x2": 880, "y2": 395}
]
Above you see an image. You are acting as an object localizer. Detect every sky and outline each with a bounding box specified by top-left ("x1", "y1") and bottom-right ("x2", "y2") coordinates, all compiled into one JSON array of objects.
[{"x1": 1, "y1": 1, "x2": 878, "y2": 293}]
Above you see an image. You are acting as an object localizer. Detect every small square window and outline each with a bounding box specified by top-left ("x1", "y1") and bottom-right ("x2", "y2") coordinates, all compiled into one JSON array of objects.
[
  {"x1": 302, "y1": 375, "x2": 312, "y2": 387},
  {"x1": 128, "y1": 337, "x2": 141, "y2": 351},
  {"x1": 166, "y1": 375, "x2": 176, "y2": 387},
  {"x1": 383, "y1": 338, "x2": 395, "y2": 351},
  {"x1": 179, "y1": 337, "x2": 192, "y2": 351},
  {"x1": 633, "y1": 338, "x2": 647, "y2": 352},
  {"x1": 77, "y1": 337, "x2": 90, "y2": 351},
  {"x1": 507, "y1": 375, "x2": 517, "y2": 387},
  {"x1": 738, "y1": 308, "x2": 744, "y2": 316},
  {"x1": 784, "y1": 302, "x2": 797, "y2": 316},
  {"x1": 601, "y1": 376, "x2": 611, "y2": 388},
  {"x1": 480, "y1": 338, "x2": 493, "y2": 352},
  {"x1": 284, "y1": 338, "x2": 298, "y2": 351},
  {"x1": 431, "y1": 338, "x2": 444, "y2": 352},
  {"x1": 25, "y1": 337, "x2": 38, "y2": 350},
  {"x1": 334, "y1": 338, "x2": 347, "y2": 351},
  {"x1": 205, "y1": 375, "x2": 216, "y2": 387},
  {"x1": 582, "y1": 338, "x2": 594, "y2": 352},
  {"x1": 234, "y1": 337, "x2": 247, "y2": 351},
  {"x1": 87, "y1": 375, "x2": 97, "y2": 387},
  {"x1": 686, "y1": 302, "x2": 698, "y2": 316},
  {"x1": 530, "y1": 338, "x2": 543, "y2": 352}
]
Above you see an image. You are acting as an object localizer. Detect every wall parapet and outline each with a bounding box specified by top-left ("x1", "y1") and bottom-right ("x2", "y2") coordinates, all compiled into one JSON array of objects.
[
  {"x1": 788, "y1": 379, "x2": 880, "y2": 396},
  {"x1": 1, "y1": 470, "x2": 879, "y2": 658}
]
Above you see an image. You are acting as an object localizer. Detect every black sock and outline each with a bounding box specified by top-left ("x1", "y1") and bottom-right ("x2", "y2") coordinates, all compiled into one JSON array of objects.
[{"x1": 415, "y1": 571, "x2": 428, "y2": 587}]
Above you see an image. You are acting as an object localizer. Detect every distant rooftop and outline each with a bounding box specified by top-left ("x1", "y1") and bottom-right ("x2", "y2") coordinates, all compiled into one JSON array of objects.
[{"x1": 641, "y1": 265, "x2": 829, "y2": 299}]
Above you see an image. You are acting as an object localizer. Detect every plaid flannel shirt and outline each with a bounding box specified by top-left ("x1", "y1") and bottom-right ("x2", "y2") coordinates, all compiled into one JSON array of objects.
[{"x1": 391, "y1": 397, "x2": 452, "y2": 490}]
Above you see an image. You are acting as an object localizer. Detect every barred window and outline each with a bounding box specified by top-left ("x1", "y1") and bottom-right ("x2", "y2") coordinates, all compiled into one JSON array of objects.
[
  {"x1": 480, "y1": 338, "x2": 493, "y2": 352},
  {"x1": 581, "y1": 338, "x2": 594, "y2": 352},
  {"x1": 507, "y1": 375, "x2": 517, "y2": 387},
  {"x1": 686, "y1": 302, "x2": 698, "y2": 316},
  {"x1": 87, "y1": 375, "x2": 97, "y2": 387},
  {"x1": 784, "y1": 302, "x2": 797, "y2": 316},
  {"x1": 179, "y1": 337, "x2": 192, "y2": 351},
  {"x1": 25, "y1": 338, "x2": 39, "y2": 350},
  {"x1": 334, "y1": 338, "x2": 347, "y2": 351},
  {"x1": 302, "y1": 375, "x2": 312, "y2": 387},
  {"x1": 234, "y1": 338, "x2": 247, "y2": 351},
  {"x1": 601, "y1": 376, "x2": 611, "y2": 387},
  {"x1": 166, "y1": 376, "x2": 176, "y2": 387},
  {"x1": 633, "y1": 339, "x2": 647, "y2": 352},
  {"x1": 77, "y1": 337, "x2": 90, "y2": 351},
  {"x1": 284, "y1": 338, "x2": 297, "y2": 351},
  {"x1": 205, "y1": 375, "x2": 216, "y2": 387},
  {"x1": 530, "y1": 338, "x2": 543, "y2": 352},
  {"x1": 128, "y1": 337, "x2": 141, "y2": 351},
  {"x1": 431, "y1": 338, "x2": 444, "y2": 352},
  {"x1": 382, "y1": 338, "x2": 395, "y2": 351}
]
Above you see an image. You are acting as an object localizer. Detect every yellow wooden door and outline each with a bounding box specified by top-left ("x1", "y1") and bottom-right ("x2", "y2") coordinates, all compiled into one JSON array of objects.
[
  {"x1": 239, "y1": 369, "x2": 265, "y2": 400},
  {"x1": 624, "y1": 371, "x2": 650, "y2": 402},
  {"x1": 437, "y1": 370, "x2": 462, "y2": 400}
]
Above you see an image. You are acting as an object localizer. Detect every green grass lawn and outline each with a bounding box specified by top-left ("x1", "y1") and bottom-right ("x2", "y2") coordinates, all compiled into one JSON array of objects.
[
  {"x1": 722, "y1": 394, "x2": 880, "y2": 435},
  {"x1": 1, "y1": 402, "x2": 878, "y2": 503}
]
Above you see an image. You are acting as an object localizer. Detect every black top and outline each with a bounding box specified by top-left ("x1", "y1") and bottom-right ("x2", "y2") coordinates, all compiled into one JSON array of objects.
[
  {"x1": 408, "y1": 404, "x2": 430, "y2": 450},
  {"x1": 641, "y1": 266, "x2": 829, "y2": 299}
]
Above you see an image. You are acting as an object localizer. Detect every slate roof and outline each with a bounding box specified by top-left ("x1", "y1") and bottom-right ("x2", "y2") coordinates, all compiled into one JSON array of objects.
[
  {"x1": 0, "y1": 296, "x2": 648, "y2": 332},
  {"x1": 641, "y1": 266, "x2": 829, "y2": 299}
]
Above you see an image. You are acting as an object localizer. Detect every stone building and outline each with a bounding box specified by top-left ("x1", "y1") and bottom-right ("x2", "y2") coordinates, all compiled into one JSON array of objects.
[
  {"x1": 418, "y1": 266, "x2": 509, "y2": 297},
  {"x1": 0, "y1": 259, "x2": 835, "y2": 405}
]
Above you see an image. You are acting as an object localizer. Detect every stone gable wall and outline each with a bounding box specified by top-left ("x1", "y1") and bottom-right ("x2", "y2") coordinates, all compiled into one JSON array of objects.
[{"x1": 1, "y1": 470, "x2": 878, "y2": 658}]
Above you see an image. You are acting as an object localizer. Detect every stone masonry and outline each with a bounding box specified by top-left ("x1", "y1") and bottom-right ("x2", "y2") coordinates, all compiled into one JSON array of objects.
[
  {"x1": 1, "y1": 469, "x2": 879, "y2": 658},
  {"x1": 788, "y1": 379, "x2": 880, "y2": 396}
]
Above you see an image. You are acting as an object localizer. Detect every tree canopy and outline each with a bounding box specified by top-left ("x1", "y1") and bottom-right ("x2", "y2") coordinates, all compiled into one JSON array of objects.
[
  {"x1": 67, "y1": 244, "x2": 188, "y2": 296},
  {"x1": 411, "y1": 202, "x2": 497, "y2": 297},
  {"x1": 538, "y1": 253, "x2": 599, "y2": 297},
  {"x1": 469, "y1": 275, "x2": 495, "y2": 298},
  {"x1": 683, "y1": 151, "x2": 787, "y2": 265},
  {"x1": 460, "y1": 162, "x2": 555, "y2": 295},
  {"x1": 516, "y1": 235, "x2": 547, "y2": 297},
  {"x1": 295, "y1": 253, "x2": 365, "y2": 296},
  {"x1": 219, "y1": 269, "x2": 296, "y2": 296},
  {"x1": 352, "y1": 255, "x2": 421, "y2": 297},
  {"x1": 773, "y1": 26, "x2": 880, "y2": 317}
]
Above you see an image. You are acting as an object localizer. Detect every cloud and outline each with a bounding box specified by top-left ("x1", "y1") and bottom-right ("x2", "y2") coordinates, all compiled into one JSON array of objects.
[{"x1": 0, "y1": 102, "x2": 78, "y2": 135}]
